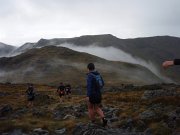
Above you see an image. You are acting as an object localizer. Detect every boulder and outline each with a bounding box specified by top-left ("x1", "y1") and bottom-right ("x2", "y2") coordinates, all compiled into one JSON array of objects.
[
  {"x1": 63, "y1": 114, "x2": 76, "y2": 120},
  {"x1": 54, "y1": 128, "x2": 66, "y2": 135},
  {"x1": 103, "y1": 106, "x2": 119, "y2": 123},
  {"x1": 33, "y1": 128, "x2": 49, "y2": 135},
  {"x1": 139, "y1": 110, "x2": 157, "y2": 120}
]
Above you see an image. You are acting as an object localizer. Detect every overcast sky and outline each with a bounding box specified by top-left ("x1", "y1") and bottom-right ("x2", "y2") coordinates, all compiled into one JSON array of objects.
[{"x1": 0, "y1": 0, "x2": 180, "y2": 46}]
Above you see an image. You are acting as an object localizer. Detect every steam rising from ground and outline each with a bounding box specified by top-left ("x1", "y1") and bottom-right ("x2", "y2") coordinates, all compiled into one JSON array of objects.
[
  {"x1": 0, "y1": 43, "x2": 173, "y2": 83},
  {"x1": 58, "y1": 43, "x2": 172, "y2": 82}
]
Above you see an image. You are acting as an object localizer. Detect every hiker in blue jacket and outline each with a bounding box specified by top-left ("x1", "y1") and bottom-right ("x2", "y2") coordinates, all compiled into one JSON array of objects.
[{"x1": 86, "y1": 63, "x2": 107, "y2": 127}]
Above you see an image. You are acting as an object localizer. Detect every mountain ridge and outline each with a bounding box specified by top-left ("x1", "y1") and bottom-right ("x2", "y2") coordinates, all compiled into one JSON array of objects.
[
  {"x1": 1, "y1": 34, "x2": 180, "y2": 83},
  {"x1": 0, "y1": 46, "x2": 162, "y2": 85}
]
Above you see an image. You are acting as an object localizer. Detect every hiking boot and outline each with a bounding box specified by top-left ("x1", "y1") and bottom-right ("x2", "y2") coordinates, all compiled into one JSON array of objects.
[{"x1": 102, "y1": 118, "x2": 107, "y2": 127}]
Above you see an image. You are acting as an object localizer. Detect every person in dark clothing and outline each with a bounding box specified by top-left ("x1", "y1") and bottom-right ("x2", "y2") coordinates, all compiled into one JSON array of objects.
[
  {"x1": 26, "y1": 83, "x2": 35, "y2": 108},
  {"x1": 86, "y1": 63, "x2": 107, "y2": 127},
  {"x1": 65, "y1": 84, "x2": 71, "y2": 99},
  {"x1": 162, "y1": 59, "x2": 180, "y2": 68},
  {"x1": 57, "y1": 82, "x2": 65, "y2": 102}
]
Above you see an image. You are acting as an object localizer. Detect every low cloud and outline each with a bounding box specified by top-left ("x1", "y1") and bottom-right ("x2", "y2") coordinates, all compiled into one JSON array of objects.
[{"x1": 58, "y1": 43, "x2": 173, "y2": 82}]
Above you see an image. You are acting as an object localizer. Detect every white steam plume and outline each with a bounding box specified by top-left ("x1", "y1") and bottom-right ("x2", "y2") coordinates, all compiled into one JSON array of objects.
[{"x1": 58, "y1": 43, "x2": 173, "y2": 82}]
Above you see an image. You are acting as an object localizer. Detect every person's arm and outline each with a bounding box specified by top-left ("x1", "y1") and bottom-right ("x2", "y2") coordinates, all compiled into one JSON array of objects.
[
  {"x1": 162, "y1": 60, "x2": 174, "y2": 69},
  {"x1": 163, "y1": 59, "x2": 180, "y2": 69}
]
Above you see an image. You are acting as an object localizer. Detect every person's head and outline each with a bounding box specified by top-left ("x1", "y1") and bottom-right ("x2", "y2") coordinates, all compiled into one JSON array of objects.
[
  {"x1": 87, "y1": 63, "x2": 95, "y2": 71},
  {"x1": 60, "y1": 82, "x2": 63, "y2": 85}
]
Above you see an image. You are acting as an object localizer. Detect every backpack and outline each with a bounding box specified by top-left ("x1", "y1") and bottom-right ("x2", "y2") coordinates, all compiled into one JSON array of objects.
[{"x1": 89, "y1": 73, "x2": 104, "y2": 104}]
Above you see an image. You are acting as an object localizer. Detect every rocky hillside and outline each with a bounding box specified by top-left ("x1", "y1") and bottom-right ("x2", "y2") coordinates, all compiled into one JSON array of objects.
[
  {"x1": 11, "y1": 34, "x2": 180, "y2": 83},
  {"x1": 0, "y1": 46, "x2": 162, "y2": 85},
  {"x1": 0, "y1": 83, "x2": 179, "y2": 135},
  {"x1": 0, "y1": 42, "x2": 16, "y2": 57}
]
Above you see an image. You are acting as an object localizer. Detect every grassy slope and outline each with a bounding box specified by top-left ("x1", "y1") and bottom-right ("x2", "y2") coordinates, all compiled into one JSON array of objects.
[
  {"x1": 0, "y1": 83, "x2": 179, "y2": 134},
  {"x1": 0, "y1": 46, "x2": 162, "y2": 85}
]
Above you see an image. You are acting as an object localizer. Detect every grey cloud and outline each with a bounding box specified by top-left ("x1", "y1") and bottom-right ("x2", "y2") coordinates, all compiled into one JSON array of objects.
[{"x1": 0, "y1": 0, "x2": 180, "y2": 45}]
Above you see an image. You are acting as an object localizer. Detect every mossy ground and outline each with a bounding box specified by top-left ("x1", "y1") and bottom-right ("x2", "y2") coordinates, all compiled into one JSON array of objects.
[{"x1": 0, "y1": 83, "x2": 179, "y2": 134}]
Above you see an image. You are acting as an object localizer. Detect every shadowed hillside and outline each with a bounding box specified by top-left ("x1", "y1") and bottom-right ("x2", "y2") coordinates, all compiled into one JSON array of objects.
[
  {"x1": 10, "y1": 34, "x2": 180, "y2": 83},
  {"x1": 0, "y1": 46, "x2": 162, "y2": 85}
]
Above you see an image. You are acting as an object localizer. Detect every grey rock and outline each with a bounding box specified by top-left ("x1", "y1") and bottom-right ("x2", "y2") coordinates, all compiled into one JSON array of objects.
[
  {"x1": 144, "y1": 128, "x2": 153, "y2": 135},
  {"x1": 103, "y1": 106, "x2": 119, "y2": 123},
  {"x1": 63, "y1": 114, "x2": 76, "y2": 120},
  {"x1": 139, "y1": 110, "x2": 156, "y2": 120},
  {"x1": 54, "y1": 128, "x2": 66, "y2": 135},
  {"x1": 32, "y1": 108, "x2": 46, "y2": 117},
  {"x1": 53, "y1": 104, "x2": 86, "y2": 120},
  {"x1": 33, "y1": 128, "x2": 49, "y2": 135},
  {"x1": 10, "y1": 129, "x2": 23, "y2": 135}
]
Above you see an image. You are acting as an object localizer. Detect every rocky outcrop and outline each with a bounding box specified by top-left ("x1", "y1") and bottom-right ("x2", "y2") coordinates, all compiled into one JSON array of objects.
[
  {"x1": 33, "y1": 128, "x2": 49, "y2": 135},
  {"x1": 103, "y1": 106, "x2": 119, "y2": 123},
  {"x1": 165, "y1": 108, "x2": 180, "y2": 129},
  {"x1": 53, "y1": 104, "x2": 87, "y2": 120},
  {"x1": 139, "y1": 110, "x2": 157, "y2": 120}
]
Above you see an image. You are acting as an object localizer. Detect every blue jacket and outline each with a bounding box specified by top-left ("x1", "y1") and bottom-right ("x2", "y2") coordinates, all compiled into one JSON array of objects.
[{"x1": 86, "y1": 71, "x2": 104, "y2": 97}]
